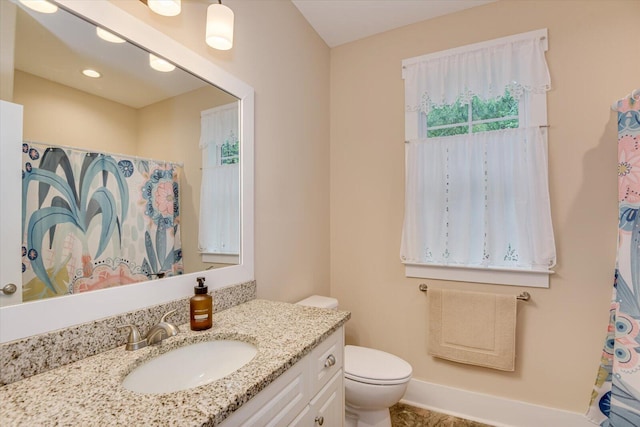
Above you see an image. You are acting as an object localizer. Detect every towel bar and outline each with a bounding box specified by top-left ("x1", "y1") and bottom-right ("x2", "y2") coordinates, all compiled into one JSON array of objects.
[{"x1": 418, "y1": 283, "x2": 530, "y2": 301}]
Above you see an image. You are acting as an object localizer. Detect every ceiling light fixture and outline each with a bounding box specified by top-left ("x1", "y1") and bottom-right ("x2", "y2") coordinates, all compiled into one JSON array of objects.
[
  {"x1": 82, "y1": 69, "x2": 101, "y2": 78},
  {"x1": 146, "y1": 0, "x2": 181, "y2": 17},
  {"x1": 206, "y1": 0, "x2": 234, "y2": 51},
  {"x1": 18, "y1": 0, "x2": 58, "y2": 14},
  {"x1": 96, "y1": 27, "x2": 126, "y2": 44},
  {"x1": 149, "y1": 54, "x2": 176, "y2": 72}
]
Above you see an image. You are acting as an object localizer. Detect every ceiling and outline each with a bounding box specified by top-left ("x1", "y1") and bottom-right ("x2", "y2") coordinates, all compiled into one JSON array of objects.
[
  {"x1": 14, "y1": 4, "x2": 208, "y2": 109},
  {"x1": 291, "y1": 0, "x2": 495, "y2": 48}
]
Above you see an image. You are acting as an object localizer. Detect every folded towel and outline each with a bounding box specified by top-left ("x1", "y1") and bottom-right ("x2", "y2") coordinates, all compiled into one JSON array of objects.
[{"x1": 428, "y1": 288, "x2": 517, "y2": 371}]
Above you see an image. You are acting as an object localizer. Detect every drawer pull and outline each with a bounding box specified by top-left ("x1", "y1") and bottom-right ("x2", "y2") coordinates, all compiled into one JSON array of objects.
[
  {"x1": 324, "y1": 354, "x2": 336, "y2": 368},
  {"x1": 315, "y1": 415, "x2": 324, "y2": 425}
]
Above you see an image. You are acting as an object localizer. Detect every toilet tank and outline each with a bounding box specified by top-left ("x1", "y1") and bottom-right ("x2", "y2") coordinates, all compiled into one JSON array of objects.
[{"x1": 296, "y1": 295, "x2": 338, "y2": 310}]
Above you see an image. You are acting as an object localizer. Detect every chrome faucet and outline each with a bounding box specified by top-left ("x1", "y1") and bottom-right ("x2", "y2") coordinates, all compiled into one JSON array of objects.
[{"x1": 119, "y1": 309, "x2": 180, "y2": 351}]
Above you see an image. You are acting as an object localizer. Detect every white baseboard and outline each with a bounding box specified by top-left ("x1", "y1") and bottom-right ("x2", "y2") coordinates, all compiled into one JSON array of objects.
[{"x1": 401, "y1": 378, "x2": 594, "y2": 427}]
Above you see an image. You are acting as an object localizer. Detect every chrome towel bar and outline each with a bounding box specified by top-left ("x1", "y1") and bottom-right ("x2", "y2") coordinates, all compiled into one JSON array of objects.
[{"x1": 418, "y1": 283, "x2": 530, "y2": 301}]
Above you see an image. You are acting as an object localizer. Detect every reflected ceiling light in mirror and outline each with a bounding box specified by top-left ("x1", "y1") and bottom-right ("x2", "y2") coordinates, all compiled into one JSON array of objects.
[
  {"x1": 18, "y1": 0, "x2": 58, "y2": 14},
  {"x1": 149, "y1": 54, "x2": 176, "y2": 72},
  {"x1": 147, "y1": 0, "x2": 181, "y2": 17},
  {"x1": 206, "y1": 1, "x2": 234, "y2": 51},
  {"x1": 96, "y1": 27, "x2": 126, "y2": 44},
  {"x1": 82, "y1": 69, "x2": 101, "y2": 78}
]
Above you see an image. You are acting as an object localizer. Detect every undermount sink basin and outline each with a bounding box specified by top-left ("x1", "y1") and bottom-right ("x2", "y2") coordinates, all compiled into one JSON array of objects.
[{"x1": 122, "y1": 340, "x2": 258, "y2": 394}]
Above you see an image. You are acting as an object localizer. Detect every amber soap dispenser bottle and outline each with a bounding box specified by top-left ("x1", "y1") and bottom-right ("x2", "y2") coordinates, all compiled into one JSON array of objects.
[{"x1": 190, "y1": 277, "x2": 212, "y2": 331}]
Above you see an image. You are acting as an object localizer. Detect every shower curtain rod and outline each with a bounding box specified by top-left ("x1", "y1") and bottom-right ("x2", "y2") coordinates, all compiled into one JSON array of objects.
[
  {"x1": 24, "y1": 140, "x2": 185, "y2": 168},
  {"x1": 417, "y1": 283, "x2": 531, "y2": 301}
]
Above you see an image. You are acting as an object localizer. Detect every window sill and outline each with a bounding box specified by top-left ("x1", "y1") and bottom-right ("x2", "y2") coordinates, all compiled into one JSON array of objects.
[
  {"x1": 404, "y1": 262, "x2": 552, "y2": 288},
  {"x1": 201, "y1": 253, "x2": 239, "y2": 265}
]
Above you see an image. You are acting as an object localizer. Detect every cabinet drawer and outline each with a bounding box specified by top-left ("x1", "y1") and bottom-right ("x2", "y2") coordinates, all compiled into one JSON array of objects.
[
  {"x1": 289, "y1": 370, "x2": 344, "y2": 427},
  {"x1": 309, "y1": 328, "x2": 344, "y2": 397},
  {"x1": 221, "y1": 360, "x2": 308, "y2": 427}
]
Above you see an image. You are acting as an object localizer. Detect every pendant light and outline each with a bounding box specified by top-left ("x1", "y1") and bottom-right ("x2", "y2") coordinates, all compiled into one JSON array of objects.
[
  {"x1": 149, "y1": 54, "x2": 176, "y2": 72},
  {"x1": 18, "y1": 0, "x2": 58, "y2": 14},
  {"x1": 206, "y1": 1, "x2": 234, "y2": 51},
  {"x1": 147, "y1": 0, "x2": 181, "y2": 17},
  {"x1": 96, "y1": 27, "x2": 126, "y2": 44}
]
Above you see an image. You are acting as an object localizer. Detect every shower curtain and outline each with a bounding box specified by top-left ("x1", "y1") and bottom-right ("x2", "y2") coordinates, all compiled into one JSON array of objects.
[
  {"x1": 588, "y1": 90, "x2": 640, "y2": 426},
  {"x1": 21, "y1": 142, "x2": 183, "y2": 302}
]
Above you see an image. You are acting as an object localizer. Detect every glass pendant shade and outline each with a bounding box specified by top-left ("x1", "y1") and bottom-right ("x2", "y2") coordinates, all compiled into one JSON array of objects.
[
  {"x1": 96, "y1": 27, "x2": 126, "y2": 44},
  {"x1": 147, "y1": 0, "x2": 181, "y2": 17},
  {"x1": 19, "y1": 0, "x2": 58, "y2": 14},
  {"x1": 149, "y1": 54, "x2": 176, "y2": 72},
  {"x1": 206, "y1": 3, "x2": 234, "y2": 51}
]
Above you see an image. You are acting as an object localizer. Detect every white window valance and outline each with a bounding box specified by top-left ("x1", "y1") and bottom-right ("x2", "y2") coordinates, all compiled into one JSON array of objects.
[
  {"x1": 199, "y1": 102, "x2": 239, "y2": 150},
  {"x1": 403, "y1": 29, "x2": 550, "y2": 114}
]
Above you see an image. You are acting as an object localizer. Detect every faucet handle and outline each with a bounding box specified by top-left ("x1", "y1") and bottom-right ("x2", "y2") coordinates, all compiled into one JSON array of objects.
[
  {"x1": 117, "y1": 324, "x2": 147, "y2": 351},
  {"x1": 160, "y1": 309, "x2": 177, "y2": 323},
  {"x1": 159, "y1": 309, "x2": 180, "y2": 336}
]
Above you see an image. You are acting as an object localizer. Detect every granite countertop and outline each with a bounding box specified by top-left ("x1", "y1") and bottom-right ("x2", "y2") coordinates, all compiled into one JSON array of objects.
[{"x1": 0, "y1": 299, "x2": 350, "y2": 426}]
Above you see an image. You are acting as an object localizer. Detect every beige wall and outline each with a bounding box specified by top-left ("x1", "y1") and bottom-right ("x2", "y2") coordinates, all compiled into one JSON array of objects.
[
  {"x1": 14, "y1": 70, "x2": 138, "y2": 153},
  {"x1": 330, "y1": 0, "x2": 639, "y2": 414},
  {"x1": 110, "y1": 0, "x2": 331, "y2": 302}
]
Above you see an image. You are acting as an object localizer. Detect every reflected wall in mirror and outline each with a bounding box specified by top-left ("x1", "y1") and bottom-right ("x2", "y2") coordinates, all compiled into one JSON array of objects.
[{"x1": 1, "y1": 1, "x2": 240, "y2": 305}]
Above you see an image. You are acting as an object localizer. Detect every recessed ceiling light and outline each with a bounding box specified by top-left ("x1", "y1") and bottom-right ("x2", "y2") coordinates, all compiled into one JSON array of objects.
[
  {"x1": 82, "y1": 69, "x2": 101, "y2": 78},
  {"x1": 149, "y1": 54, "x2": 176, "y2": 72},
  {"x1": 18, "y1": 0, "x2": 58, "y2": 14},
  {"x1": 96, "y1": 27, "x2": 126, "y2": 44}
]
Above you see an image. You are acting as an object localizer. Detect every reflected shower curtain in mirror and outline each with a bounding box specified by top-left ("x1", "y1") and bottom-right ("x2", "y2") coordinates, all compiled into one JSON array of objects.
[
  {"x1": 199, "y1": 102, "x2": 240, "y2": 256},
  {"x1": 21, "y1": 142, "x2": 184, "y2": 301},
  {"x1": 587, "y1": 90, "x2": 640, "y2": 426}
]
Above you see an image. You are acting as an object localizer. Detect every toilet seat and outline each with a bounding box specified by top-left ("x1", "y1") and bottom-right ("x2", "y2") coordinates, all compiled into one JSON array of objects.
[{"x1": 344, "y1": 345, "x2": 412, "y2": 386}]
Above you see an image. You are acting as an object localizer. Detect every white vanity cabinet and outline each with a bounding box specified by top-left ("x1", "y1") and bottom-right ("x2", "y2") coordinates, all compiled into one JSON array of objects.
[{"x1": 222, "y1": 327, "x2": 344, "y2": 426}]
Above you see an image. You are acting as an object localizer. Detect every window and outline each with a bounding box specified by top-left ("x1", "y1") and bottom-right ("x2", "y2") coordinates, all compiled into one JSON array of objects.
[
  {"x1": 401, "y1": 29, "x2": 555, "y2": 287},
  {"x1": 220, "y1": 134, "x2": 239, "y2": 165},
  {"x1": 426, "y1": 89, "x2": 519, "y2": 137}
]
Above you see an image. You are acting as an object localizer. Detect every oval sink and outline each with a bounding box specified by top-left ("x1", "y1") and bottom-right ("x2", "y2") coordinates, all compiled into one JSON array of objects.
[{"x1": 122, "y1": 340, "x2": 257, "y2": 394}]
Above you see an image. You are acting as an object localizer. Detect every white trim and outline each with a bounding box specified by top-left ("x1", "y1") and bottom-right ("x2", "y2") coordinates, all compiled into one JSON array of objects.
[
  {"x1": 0, "y1": 0, "x2": 255, "y2": 343},
  {"x1": 402, "y1": 28, "x2": 548, "y2": 72},
  {"x1": 404, "y1": 263, "x2": 551, "y2": 288},
  {"x1": 402, "y1": 378, "x2": 593, "y2": 427},
  {"x1": 0, "y1": 101, "x2": 23, "y2": 308},
  {"x1": 201, "y1": 253, "x2": 240, "y2": 265}
]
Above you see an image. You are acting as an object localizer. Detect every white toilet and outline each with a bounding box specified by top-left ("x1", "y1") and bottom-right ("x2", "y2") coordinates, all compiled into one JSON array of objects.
[{"x1": 296, "y1": 296, "x2": 412, "y2": 427}]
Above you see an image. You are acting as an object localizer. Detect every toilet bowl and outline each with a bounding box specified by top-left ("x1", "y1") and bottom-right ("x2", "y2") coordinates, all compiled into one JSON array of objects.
[{"x1": 296, "y1": 296, "x2": 413, "y2": 427}]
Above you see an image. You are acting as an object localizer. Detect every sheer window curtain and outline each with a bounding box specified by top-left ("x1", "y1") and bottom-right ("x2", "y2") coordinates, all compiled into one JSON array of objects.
[
  {"x1": 199, "y1": 102, "x2": 240, "y2": 256},
  {"x1": 401, "y1": 30, "x2": 555, "y2": 272}
]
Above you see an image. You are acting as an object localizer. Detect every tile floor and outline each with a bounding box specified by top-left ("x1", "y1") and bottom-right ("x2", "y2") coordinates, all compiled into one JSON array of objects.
[{"x1": 390, "y1": 402, "x2": 493, "y2": 427}]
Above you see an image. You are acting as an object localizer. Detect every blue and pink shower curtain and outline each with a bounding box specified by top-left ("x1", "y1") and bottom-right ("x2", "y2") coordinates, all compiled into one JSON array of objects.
[
  {"x1": 21, "y1": 142, "x2": 183, "y2": 302},
  {"x1": 588, "y1": 90, "x2": 640, "y2": 426}
]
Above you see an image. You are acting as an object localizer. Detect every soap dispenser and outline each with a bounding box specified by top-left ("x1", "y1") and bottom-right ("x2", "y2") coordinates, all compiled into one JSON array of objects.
[{"x1": 190, "y1": 277, "x2": 213, "y2": 331}]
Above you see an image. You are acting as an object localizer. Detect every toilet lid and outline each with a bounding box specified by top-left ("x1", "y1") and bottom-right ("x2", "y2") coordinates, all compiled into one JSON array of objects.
[{"x1": 344, "y1": 345, "x2": 412, "y2": 385}]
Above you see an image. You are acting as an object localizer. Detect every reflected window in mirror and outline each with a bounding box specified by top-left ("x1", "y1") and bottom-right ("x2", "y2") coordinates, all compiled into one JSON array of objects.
[{"x1": 199, "y1": 102, "x2": 240, "y2": 266}]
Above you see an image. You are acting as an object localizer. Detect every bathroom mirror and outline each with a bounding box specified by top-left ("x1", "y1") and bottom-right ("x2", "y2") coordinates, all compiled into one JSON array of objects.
[{"x1": 0, "y1": 0, "x2": 254, "y2": 342}]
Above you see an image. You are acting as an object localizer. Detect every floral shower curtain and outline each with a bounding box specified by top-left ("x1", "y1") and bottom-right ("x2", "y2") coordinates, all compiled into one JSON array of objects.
[
  {"x1": 588, "y1": 90, "x2": 640, "y2": 426},
  {"x1": 21, "y1": 142, "x2": 183, "y2": 302}
]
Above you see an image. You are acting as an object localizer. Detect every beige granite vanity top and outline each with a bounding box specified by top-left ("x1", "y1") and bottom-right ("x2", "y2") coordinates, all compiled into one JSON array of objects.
[{"x1": 0, "y1": 299, "x2": 350, "y2": 426}]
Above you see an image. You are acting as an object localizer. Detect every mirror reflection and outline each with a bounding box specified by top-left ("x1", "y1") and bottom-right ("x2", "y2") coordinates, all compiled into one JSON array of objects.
[{"x1": 2, "y1": 2, "x2": 240, "y2": 304}]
